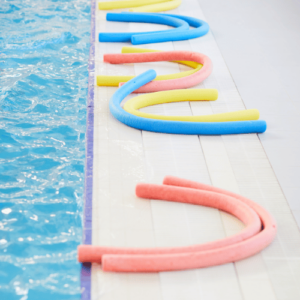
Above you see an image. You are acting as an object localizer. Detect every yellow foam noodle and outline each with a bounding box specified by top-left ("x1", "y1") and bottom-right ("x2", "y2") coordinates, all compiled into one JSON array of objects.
[
  {"x1": 97, "y1": 47, "x2": 202, "y2": 87},
  {"x1": 123, "y1": 89, "x2": 260, "y2": 122},
  {"x1": 130, "y1": 0, "x2": 182, "y2": 12},
  {"x1": 98, "y1": 0, "x2": 167, "y2": 10}
]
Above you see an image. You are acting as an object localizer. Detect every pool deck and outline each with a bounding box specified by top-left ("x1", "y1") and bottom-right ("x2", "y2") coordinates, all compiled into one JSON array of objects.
[{"x1": 83, "y1": 0, "x2": 300, "y2": 299}]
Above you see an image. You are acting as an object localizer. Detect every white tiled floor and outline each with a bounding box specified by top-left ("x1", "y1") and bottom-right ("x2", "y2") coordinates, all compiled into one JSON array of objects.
[
  {"x1": 91, "y1": 0, "x2": 300, "y2": 299},
  {"x1": 197, "y1": 0, "x2": 300, "y2": 227}
]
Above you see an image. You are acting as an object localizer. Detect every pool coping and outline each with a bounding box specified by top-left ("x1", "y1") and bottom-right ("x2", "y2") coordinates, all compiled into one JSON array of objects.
[{"x1": 80, "y1": 0, "x2": 95, "y2": 299}]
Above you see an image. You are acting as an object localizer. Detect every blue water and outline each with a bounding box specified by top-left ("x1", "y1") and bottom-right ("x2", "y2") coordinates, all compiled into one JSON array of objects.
[{"x1": 0, "y1": 0, "x2": 90, "y2": 298}]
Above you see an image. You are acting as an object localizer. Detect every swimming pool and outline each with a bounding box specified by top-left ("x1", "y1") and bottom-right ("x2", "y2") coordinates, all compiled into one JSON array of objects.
[{"x1": 0, "y1": 0, "x2": 90, "y2": 298}]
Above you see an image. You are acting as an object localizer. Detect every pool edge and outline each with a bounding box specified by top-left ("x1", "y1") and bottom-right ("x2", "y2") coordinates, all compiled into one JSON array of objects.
[{"x1": 81, "y1": 0, "x2": 96, "y2": 299}]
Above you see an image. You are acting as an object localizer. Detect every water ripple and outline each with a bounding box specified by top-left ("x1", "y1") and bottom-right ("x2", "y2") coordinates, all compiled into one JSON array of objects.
[{"x1": 0, "y1": 0, "x2": 90, "y2": 298}]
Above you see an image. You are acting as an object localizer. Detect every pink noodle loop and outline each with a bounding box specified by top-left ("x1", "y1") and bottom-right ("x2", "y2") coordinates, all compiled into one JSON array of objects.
[
  {"x1": 78, "y1": 176, "x2": 276, "y2": 273},
  {"x1": 104, "y1": 51, "x2": 212, "y2": 93}
]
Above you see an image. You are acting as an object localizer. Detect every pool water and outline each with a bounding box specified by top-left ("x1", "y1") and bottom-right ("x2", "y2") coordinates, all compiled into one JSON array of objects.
[{"x1": 0, "y1": 0, "x2": 90, "y2": 298}]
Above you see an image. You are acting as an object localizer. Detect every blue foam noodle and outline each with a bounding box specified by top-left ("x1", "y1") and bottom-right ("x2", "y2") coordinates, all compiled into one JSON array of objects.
[
  {"x1": 99, "y1": 12, "x2": 189, "y2": 43},
  {"x1": 109, "y1": 70, "x2": 267, "y2": 135}
]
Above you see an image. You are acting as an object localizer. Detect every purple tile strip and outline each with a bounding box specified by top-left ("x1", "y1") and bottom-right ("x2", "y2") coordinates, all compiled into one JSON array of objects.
[{"x1": 81, "y1": 0, "x2": 95, "y2": 299}]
